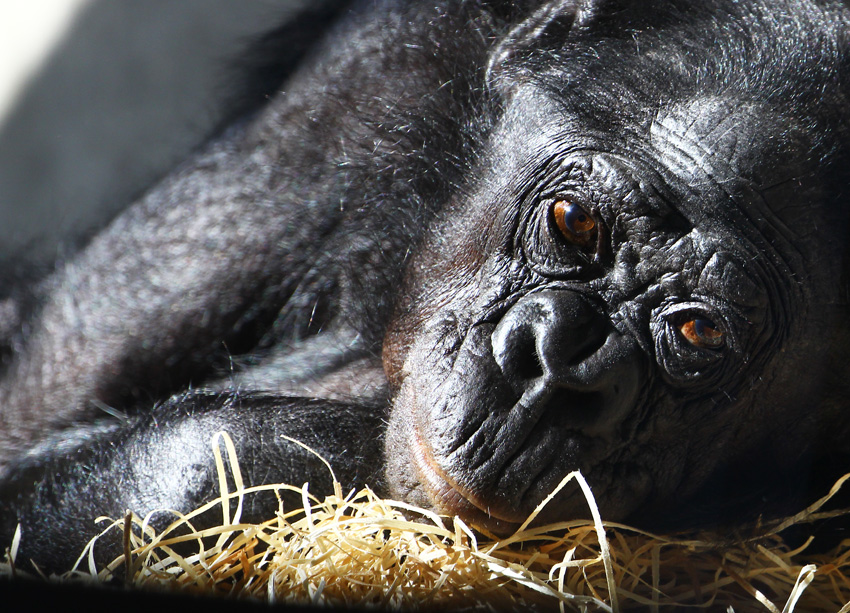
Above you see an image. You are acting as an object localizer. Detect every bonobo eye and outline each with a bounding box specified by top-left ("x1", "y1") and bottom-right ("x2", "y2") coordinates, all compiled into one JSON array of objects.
[
  {"x1": 679, "y1": 317, "x2": 724, "y2": 349},
  {"x1": 552, "y1": 200, "x2": 596, "y2": 247}
]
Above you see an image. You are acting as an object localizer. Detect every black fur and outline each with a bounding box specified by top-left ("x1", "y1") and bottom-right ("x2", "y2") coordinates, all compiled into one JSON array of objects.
[{"x1": 3, "y1": 0, "x2": 850, "y2": 575}]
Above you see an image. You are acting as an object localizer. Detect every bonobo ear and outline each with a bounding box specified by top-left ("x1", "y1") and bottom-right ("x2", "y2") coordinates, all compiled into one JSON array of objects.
[{"x1": 486, "y1": 0, "x2": 620, "y2": 89}]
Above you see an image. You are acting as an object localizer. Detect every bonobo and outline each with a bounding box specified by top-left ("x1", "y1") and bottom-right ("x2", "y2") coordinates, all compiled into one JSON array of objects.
[{"x1": 3, "y1": 0, "x2": 850, "y2": 572}]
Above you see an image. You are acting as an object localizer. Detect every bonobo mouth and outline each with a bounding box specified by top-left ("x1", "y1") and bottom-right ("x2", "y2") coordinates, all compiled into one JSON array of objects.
[
  {"x1": 409, "y1": 422, "x2": 526, "y2": 533},
  {"x1": 406, "y1": 401, "x2": 627, "y2": 533}
]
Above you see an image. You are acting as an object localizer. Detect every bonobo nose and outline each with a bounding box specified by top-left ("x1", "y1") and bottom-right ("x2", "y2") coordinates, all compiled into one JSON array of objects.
[{"x1": 491, "y1": 290, "x2": 643, "y2": 435}]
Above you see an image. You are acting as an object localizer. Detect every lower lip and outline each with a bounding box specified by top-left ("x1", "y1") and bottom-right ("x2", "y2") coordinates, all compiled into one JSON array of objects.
[{"x1": 409, "y1": 424, "x2": 525, "y2": 533}]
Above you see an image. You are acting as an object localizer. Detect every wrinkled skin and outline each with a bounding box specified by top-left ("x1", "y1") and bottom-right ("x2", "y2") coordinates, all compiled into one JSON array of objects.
[{"x1": 3, "y1": 0, "x2": 850, "y2": 573}]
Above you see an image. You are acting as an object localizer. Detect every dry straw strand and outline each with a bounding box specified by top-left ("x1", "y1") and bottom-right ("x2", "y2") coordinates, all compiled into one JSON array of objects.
[{"x1": 4, "y1": 430, "x2": 850, "y2": 612}]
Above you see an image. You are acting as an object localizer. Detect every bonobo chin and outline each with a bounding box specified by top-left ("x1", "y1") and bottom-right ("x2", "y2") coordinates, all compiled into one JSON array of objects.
[{"x1": 2, "y1": 0, "x2": 850, "y2": 571}]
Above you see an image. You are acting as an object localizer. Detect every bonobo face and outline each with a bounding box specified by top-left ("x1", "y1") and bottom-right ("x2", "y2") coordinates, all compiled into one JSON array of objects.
[{"x1": 383, "y1": 64, "x2": 850, "y2": 530}]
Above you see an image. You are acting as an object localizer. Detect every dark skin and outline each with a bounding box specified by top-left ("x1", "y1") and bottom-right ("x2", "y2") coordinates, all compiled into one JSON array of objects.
[{"x1": 3, "y1": 0, "x2": 850, "y2": 574}]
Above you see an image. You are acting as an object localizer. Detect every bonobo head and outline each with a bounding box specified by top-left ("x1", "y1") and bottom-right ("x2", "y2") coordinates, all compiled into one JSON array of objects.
[{"x1": 382, "y1": 0, "x2": 850, "y2": 531}]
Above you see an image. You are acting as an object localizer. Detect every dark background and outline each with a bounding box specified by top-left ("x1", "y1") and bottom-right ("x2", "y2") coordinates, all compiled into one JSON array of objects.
[
  {"x1": 0, "y1": 2, "x2": 350, "y2": 606},
  {"x1": 0, "y1": 0, "x2": 336, "y2": 267}
]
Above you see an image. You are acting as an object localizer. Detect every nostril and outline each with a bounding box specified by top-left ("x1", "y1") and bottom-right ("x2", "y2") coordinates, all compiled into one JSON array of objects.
[
  {"x1": 514, "y1": 350, "x2": 544, "y2": 382},
  {"x1": 491, "y1": 320, "x2": 544, "y2": 391},
  {"x1": 491, "y1": 290, "x2": 614, "y2": 396},
  {"x1": 487, "y1": 291, "x2": 645, "y2": 440},
  {"x1": 559, "y1": 335, "x2": 603, "y2": 368}
]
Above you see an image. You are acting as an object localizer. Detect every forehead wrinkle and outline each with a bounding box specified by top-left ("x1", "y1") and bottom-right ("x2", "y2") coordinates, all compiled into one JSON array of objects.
[
  {"x1": 647, "y1": 100, "x2": 806, "y2": 289},
  {"x1": 648, "y1": 98, "x2": 807, "y2": 229},
  {"x1": 649, "y1": 101, "x2": 751, "y2": 195}
]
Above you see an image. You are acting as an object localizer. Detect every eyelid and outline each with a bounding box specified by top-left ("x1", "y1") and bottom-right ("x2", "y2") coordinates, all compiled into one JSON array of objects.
[{"x1": 659, "y1": 302, "x2": 735, "y2": 352}]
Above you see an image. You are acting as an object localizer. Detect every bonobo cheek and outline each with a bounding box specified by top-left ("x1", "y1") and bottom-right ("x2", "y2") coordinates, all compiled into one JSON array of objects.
[{"x1": 385, "y1": 323, "x2": 533, "y2": 528}]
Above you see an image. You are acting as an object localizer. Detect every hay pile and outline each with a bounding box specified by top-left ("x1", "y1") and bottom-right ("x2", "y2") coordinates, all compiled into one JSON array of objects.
[{"x1": 4, "y1": 432, "x2": 850, "y2": 612}]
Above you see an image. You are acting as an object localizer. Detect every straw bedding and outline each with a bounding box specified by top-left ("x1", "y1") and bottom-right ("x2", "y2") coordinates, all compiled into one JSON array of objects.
[{"x1": 3, "y1": 432, "x2": 850, "y2": 612}]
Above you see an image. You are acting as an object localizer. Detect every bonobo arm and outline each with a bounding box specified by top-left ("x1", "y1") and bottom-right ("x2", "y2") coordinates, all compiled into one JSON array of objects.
[
  {"x1": 0, "y1": 392, "x2": 385, "y2": 574},
  {"x1": 0, "y1": 0, "x2": 489, "y2": 468}
]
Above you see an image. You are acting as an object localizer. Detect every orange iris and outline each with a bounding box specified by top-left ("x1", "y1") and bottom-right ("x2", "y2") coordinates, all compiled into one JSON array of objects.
[
  {"x1": 679, "y1": 318, "x2": 724, "y2": 349},
  {"x1": 552, "y1": 200, "x2": 596, "y2": 246}
]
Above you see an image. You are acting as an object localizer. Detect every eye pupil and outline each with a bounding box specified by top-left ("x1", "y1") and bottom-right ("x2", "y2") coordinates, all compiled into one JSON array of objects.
[
  {"x1": 679, "y1": 317, "x2": 724, "y2": 349},
  {"x1": 552, "y1": 200, "x2": 596, "y2": 245}
]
